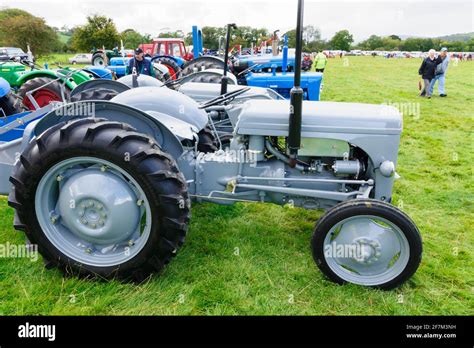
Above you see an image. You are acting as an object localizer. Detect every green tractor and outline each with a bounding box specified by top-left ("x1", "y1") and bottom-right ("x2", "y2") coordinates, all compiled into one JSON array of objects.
[{"x1": 0, "y1": 57, "x2": 111, "y2": 110}]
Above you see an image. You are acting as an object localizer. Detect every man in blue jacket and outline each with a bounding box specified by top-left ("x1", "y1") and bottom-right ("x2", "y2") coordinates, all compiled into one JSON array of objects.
[
  {"x1": 127, "y1": 48, "x2": 154, "y2": 76},
  {"x1": 430, "y1": 47, "x2": 450, "y2": 97}
]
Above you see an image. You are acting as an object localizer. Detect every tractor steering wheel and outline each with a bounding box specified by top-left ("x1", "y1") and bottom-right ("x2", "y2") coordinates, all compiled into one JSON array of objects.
[{"x1": 198, "y1": 87, "x2": 251, "y2": 109}]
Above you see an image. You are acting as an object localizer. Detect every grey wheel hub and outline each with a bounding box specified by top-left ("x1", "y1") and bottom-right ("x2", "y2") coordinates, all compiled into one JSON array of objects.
[
  {"x1": 323, "y1": 215, "x2": 410, "y2": 286},
  {"x1": 35, "y1": 157, "x2": 152, "y2": 267},
  {"x1": 57, "y1": 169, "x2": 140, "y2": 245}
]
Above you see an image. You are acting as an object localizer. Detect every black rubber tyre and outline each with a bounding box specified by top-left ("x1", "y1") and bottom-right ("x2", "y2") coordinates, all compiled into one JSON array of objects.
[
  {"x1": 0, "y1": 93, "x2": 22, "y2": 116},
  {"x1": 197, "y1": 127, "x2": 218, "y2": 153},
  {"x1": 15, "y1": 77, "x2": 69, "y2": 110},
  {"x1": 70, "y1": 88, "x2": 119, "y2": 102},
  {"x1": 8, "y1": 118, "x2": 191, "y2": 282},
  {"x1": 92, "y1": 52, "x2": 106, "y2": 66},
  {"x1": 180, "y1": 56, "x2": 225, "y2": 77},
  {"x1": 311, "y1": 199, "x2": 422, "y2": 290},
  {"x1": 152, "y1": 57, "x2": 181, "y2": 80}
]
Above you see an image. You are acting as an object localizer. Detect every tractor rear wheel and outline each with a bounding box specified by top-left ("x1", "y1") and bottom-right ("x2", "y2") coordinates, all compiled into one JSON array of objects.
[
  {"x1": 70, "y1": 88, "x2": 119, "y2": 102},
  {"x1": 152, "y1": 57, "x2": 181, "y2": 80},
  {"x1": 16, "y1": 77, "x2": 69, "y2": 110},
  {"x1": 311, "y1": 199, "x2": 422, "y2": 290},
  {"x1": 197, "y1": 127, "x2": 218, "y2": 153},
  {"x1": 92, "y1": 52, "x2": 106, "y2": 66},
  {"x1": 0, "y1": 93, "x2": 23, "y2": 116},
  {"x1": 180, "y1": 57, "x2": 225, "y2": 77},
  {"x1": 8, "y1": 118, "x2": 191, "y2": 281}
]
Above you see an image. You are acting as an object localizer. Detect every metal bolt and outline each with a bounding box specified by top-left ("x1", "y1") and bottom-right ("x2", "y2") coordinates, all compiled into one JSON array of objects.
[
  {"x1": 100, "y1": 165, "x2": 107, "y2": 172},
  {"x1": 128, "y1": 240, "x2": 135, "y2": 247},
  {"x1": 56, "y1": 175, "x2": 63, "y2": 182},
  {"x1": 50, "y1": 216, "x2": 58, "y2": 224},
  {"x1": 101, "y1": 212, "x2": 107, "y2": 219},
  {"x1": 90, "y1": 223, "x2": 96, "y2": 229},
  {"x1": 78, "y1": 210, "x2": 85, "y2": 217},
  {"x1": 137, "y1": 200, "x2": 143, "y2": 206},
  {"x1": 98, "y1": 220, "x2": 105, "y2": 227},
  {"x1": 85, "y1": 248, "x2": 92, "y2": 254},
  {"x1": 81, "y1": 218, "x2": 88, "y2": 225},
  {"x1": 96, "y1": 203, "x2": 103, "y2": 210}
]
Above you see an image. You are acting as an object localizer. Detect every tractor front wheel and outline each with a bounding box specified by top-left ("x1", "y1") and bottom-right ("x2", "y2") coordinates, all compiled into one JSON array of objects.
[
  {"x1": 311, "y1": 199, "x2": 422, "y2": 290},
  {"x1": 8, "y1": 118, "x2": 191, "y2": 281}
]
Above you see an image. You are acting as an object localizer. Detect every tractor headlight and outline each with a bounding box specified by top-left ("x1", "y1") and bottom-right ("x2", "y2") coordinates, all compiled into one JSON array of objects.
[{"x1": 380, "y1": 161, "x2": 395, "y2": 177}]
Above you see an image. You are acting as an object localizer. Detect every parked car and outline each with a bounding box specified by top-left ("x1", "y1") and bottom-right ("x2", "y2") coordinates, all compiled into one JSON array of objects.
[
  {"x1": 69, "y1": 53, "x2": 93, "y2": 64},
  {"x1": 0, "y1": 47, "x2": 29, "y2": 61}
]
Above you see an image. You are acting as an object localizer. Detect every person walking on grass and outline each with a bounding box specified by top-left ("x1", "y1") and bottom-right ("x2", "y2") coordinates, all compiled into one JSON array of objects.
[
  {"x1": 429, "y1": 47, "x2": 450, "y2": 97},
  {"x1": 418, "y1": 49, "x2": 441, "y2": 98},
  {"x1": 314, "y1": 51, "x2": 328, "y2": 72}
]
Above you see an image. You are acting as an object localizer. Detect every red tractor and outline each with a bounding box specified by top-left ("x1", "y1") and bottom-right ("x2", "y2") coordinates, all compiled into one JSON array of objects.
[{"x1": 139, "y1": 38, "x2": 193, "y2": 80}]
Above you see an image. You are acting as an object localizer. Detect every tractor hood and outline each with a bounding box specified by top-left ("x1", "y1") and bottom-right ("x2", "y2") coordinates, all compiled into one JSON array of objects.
[{"x1": 234, "y1": 100, "x2": 402, "y2": 136}]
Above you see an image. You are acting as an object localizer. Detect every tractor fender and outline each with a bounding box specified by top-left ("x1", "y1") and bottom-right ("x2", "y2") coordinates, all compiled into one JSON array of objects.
[
  {"x1": 0, "y1": 77, "x2": 10, "y2": 98},
  {"x1": 111, "y1": 86, "x2": 208, "y2": 131},
  {"x1": 16, "y1": 70, "x2": 77, "y2": 90},
  {"x1": 32, "y1": 101, "x2": 185, "y2": 159},
  {"x1": 71, "y1": 79, "x2": 130, "y2": 97}
]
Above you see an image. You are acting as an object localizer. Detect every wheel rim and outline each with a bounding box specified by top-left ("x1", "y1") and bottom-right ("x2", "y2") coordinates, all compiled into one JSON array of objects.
[
  {"x1": 163, "y1": 64, "x2": 177, "y2": 80},
  {"x1": 93, "y1": 57, "x2": 105, "y2": 66},
  {"x1": 323, "y1": 215, "x2": 410, "y2": 286},
  {"x1": 23, "y1": 89, "x2": 62, "y2": 110},
  {"x1": 35, "y1": 156, "x2": 152, "y2": 267}
]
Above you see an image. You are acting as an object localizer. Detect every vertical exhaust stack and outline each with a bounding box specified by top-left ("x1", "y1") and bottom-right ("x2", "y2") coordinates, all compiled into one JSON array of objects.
[
  {"x1": 288, "y1": 0, "x2": 304, "y2": 167},
  {"x1": 221, "y1": 23, "x2": 237, "y2": 95}
]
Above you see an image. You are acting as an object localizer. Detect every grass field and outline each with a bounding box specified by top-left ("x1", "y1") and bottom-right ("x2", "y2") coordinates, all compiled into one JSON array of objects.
[{"x1": 0, "y1": 56, "x2": 472, "y2": 315}]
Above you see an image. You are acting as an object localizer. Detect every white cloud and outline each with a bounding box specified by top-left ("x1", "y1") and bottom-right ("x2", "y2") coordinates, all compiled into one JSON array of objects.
[{"x1": 1, "y1": 0, "x2": 473, "y2": 42}]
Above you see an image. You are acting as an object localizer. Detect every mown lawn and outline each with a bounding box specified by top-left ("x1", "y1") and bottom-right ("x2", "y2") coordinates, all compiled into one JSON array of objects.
[{"x1": 0, "y1": 56, "x2": 472, "y2": 315}]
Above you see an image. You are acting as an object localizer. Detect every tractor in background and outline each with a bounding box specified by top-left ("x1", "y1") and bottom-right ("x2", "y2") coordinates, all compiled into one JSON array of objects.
[
  {"x1": 0, "y1": 56, "x2": 112, "y2": 110},
  {"x1": 179, "y1": 29, "x2": 322, "y2": 101}
]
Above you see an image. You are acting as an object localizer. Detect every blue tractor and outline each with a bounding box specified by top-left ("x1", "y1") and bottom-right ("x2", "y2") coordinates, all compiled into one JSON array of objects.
[{"x1": 177, "y1": 27, "x2": 323, "y2": 101}]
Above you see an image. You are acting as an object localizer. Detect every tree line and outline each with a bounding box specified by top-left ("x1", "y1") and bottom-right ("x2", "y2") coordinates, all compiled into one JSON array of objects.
[{"x1": 0, "y1": 8, "x2": 472, "y2": 58}]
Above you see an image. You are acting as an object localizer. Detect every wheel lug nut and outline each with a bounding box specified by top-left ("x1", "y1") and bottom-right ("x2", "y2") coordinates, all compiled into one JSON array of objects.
[
  {"x1": 98, "y1": 220, "x2": 105, "y2": 227},
  {"x1": 56, "y1": 175, "x2": 63, "y2": 182},
  {"x1": 100, "y1": 165, "x2": 107, "y2": 172},
  {"x1": 81, "y1": 218, "x2": 88, "y2": 225},
  {"x1": 85, "y1": 248, "x2": 92, "y2": 254},
  {"x1": 90, "y1": 223, "x2": 96, "y2": 229},
  {"x1": 128, "y1": 240, "x2": 135, "y2": 247},
  {"x1": 137, "y1": 200, "x2": 143, "y2": 206},
  {"x1": 97, "y1": 204, "x2": 103, "y2": 210},
  {"x1": 78, "y1": 210, "x2": 85, "y2": 217}
]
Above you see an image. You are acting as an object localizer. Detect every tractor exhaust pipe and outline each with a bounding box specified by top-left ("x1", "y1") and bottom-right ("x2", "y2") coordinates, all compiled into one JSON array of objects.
[
  {"x1": 221, "y1": 23, "x2": 237, "y2": 95},
  {"x1": 288, "y1": 0, "x2": 304, "y2": 167}
]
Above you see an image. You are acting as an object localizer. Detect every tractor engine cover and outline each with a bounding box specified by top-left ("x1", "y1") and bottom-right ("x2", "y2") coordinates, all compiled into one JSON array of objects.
[{"x1": 235, "y1": 100, "x2": 402, "y2": 136}]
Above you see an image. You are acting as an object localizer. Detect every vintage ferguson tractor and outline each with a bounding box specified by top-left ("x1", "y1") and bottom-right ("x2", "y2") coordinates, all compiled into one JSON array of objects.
[{"x1": 0, "y1": 0, "x2": 421, "y2": 290}]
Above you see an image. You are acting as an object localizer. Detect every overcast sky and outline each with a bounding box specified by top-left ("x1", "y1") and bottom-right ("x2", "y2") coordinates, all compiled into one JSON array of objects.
[{"x1": 1, "y1": 0, "x2": 473, "y2": 42}]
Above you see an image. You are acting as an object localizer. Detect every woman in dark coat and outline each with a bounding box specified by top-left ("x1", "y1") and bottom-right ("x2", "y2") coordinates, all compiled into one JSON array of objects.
[{"x1": 418, "y1": 49, "x2": 441, "y2": 98}]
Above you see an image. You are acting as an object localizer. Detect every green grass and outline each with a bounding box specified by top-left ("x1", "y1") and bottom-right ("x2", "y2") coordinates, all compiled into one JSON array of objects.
[{"x1": 0, "y1": 56, "x2": 473, "y2": 315}]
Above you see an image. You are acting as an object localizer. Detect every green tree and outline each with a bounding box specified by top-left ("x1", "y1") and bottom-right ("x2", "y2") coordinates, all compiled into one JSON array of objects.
[
  {"x1": 71, "y1": 15, "x2": 120, "y2": 51},
  {"x1": 0, "y1": 9, "x2": 60, "y2": 56},
  {"x1": 329, "y1": 30, "x2": 354, "y2": 51},
  {"x1": 121, "y1": 29, "x2": 145, "y2": 49}
]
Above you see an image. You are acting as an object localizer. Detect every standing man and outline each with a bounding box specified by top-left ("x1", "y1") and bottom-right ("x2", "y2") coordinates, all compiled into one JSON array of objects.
[
  {"x1": 127, "y1": 48, "x2": 154, "y2": 76},
  {"x1": 314, "y1": 51, "x2": 328, "y2": 72},
  {"x1": 430, "y1": 47, "x2": 450, "y2": 97},
  {"x1": 418, "y1": 49, "x2": 440, "y2": 98}
]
